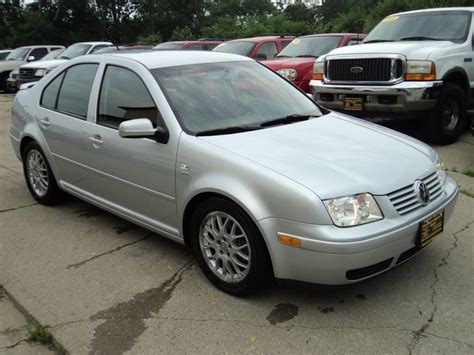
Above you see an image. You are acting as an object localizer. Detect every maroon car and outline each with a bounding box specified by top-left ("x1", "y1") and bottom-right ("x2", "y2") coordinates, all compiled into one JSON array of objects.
[
  {"x1": 262, "y1": 33, "x2": 365, "y2": 93},
  {"x1": 213, "y1": 35, "x2": 294, "y2": 60}
]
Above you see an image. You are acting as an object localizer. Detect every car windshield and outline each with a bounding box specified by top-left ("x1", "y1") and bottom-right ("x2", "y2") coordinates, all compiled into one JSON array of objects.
[
  {"x1": 59, "y1": 44, "x2": 91, "y2": 59},
  {"x1": 152, "y1": 61, "x2": 322, "y2": 134},
  {"x1": 213, "y1": 41, "x2": 256, "y2": 57},
  {"x1": 365, "y1": 11, "x2": 472, "y2": 44},
  {"x1": 41, "y1": 49, "x2": 65, "y2": 61},
  {"x1": 5, "y1": 48, "x2": 30, "y2": 61},
  {"x1": 277, "y1": 36, "x2": 342, "y2": 58},
  {"x1": 154, "y1": 42, "x2": 183, "y2": 50}
]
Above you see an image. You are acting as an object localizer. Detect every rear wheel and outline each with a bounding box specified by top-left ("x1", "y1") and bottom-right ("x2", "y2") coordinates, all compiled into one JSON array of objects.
[
  {"x1": 22, "y1": 142, "x2": 64, "y2": 205},
  {"x1": 190, "y1": 197, "x2": 271, "y2": 295},
  {"x1": 427, "y1": 83, "x2": 466, "y2": 145}
]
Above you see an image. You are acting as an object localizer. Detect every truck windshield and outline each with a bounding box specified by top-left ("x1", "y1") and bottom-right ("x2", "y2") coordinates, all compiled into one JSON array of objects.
[
  {"x1": 276, "y1": 36, "x2": 342, "y2": 58},
  {"x1": 365, "y1": 11, "x2": 471, "y2": 44},
  {"x1": 5, "y1": 48, "x2": 30, "y2": 61},
  {"x1": 152, "y1": 61, "x2": 321, "y2": 134},
  {"x1": 213, "y1": 41, "x2": 256, "y2": 57},
  {"x1": 58, "y1": 44, "x2": 91, "y2": 59}
]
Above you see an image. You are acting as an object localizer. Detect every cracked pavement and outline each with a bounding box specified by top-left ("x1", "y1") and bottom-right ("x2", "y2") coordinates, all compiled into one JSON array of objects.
[{"x1": 0, "y1": 93, "x2": 473, "y2": 354}]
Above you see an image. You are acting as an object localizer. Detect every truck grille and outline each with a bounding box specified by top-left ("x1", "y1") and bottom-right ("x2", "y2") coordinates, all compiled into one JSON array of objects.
[
  {"x1": 19, "y1": 68, "x2": 35, "y2": 78},
  {"x1": 387, "y1": 171, "x2": 443, "y2": 215},
  {"x1": 326, "y1": 57, "x2": 403, "y2": 83}
]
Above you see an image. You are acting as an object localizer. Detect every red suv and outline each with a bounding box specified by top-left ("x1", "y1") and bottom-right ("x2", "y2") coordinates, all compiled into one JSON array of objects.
[
  {"x1": 213, "y1": 35, "x2": 294, "y2": 60},
  {"x1": 262, "y1": 33, "x2": 365, "y2": 93},
  {"x1": 154, "y1": 39, "x2": 224, "y2": 51}
]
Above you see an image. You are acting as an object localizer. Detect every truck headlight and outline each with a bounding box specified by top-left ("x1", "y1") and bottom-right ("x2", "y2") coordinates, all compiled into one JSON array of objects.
[
  {"x1": 35, "y1": 69, "x2": 47, "y2": 77},
  {"x1": 312, "y1": 60, "x2": 325, "y2": 80},
  {"x1": 405, "y1": 60, "x2": 436, "y2": 81},
  {"x1": 435, "y1": 157, "x2": 447, "y2": 185},
  {"x1": 277, "y1": 68, "x2": 297, "y2": 81},
  {"x1": 10, "y1": 68, "x2": 19, "y2": 78},
  {"x1": 323, "y1": 193, "x2": 383, "y2": 227}
]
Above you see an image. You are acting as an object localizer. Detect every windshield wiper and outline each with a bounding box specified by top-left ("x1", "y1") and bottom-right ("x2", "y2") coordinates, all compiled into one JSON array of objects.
[
  {"x1": 363, "y1": 39, "x2": 394, "y2": 44},
  {"x1": 58, "y1": 55, "x2": 70, "y2": 59},
  {"x1": 259, "y1": 114, "x2": 314, "y2": 128},
  {"x1": 196, "y1": 125, "x2": 262, "y2": 137},
  {"x1": 296, "y1": 55, "x2": 318, "y2": 58},
  {"x1": 399, "y1": 36, "x2": 443, "y2": 41},
  {"x1": 276, "y1": 55, "x2": 291, "y2": 58}
]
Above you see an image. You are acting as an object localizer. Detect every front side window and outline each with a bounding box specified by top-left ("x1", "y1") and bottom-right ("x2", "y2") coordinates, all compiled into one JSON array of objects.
[
  {"x1": 98, "y1": 65, "x2": 159, "y2": 129},
  {"x1": 152, "y1": 61, "x2": 321, "y2": 134},
  {"x1": 56, "y1": 64, "x2": 99, "y2": 118},
  {"x1": 256, "y1": 42, "x2": 278, "y2": 60},
  {"x1": 29, "y1": 48, "x2": 48, "y2": 61}
]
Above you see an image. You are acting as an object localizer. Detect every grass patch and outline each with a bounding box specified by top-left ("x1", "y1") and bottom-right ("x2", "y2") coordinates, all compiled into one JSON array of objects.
[
  {"x1": 28, "y1": 325, "x2": 52, "y2": 345},
  {"x1": 462, "y1": 169, "x2": 474, "y2": 178},
  {"x1": 461, "y1": 189, "x2": 474, "y2": 198}
]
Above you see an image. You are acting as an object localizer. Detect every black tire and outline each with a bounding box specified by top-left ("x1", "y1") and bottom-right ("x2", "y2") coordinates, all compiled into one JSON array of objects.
[
  {"x1": 190, "y1": 197, "x2": 271, "y2": 295},
  {"x1": 427, "y1": 82, "x2": 466, "y2": 145},
  {"x1": 0, "y1": 72, "x2": 15, "y2": 93},
  {"x1": 22, "y1": 141, "x2": 64, "y2": 205}
]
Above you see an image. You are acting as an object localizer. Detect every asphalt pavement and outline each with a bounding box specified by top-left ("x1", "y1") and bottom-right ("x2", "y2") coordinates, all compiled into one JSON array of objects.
[{"x1": 0, "y1": 93, "x2": 473, "y2": 354}]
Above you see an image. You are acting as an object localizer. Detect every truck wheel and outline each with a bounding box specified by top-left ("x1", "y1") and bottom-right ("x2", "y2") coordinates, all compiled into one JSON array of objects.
[
  {"x1": 428, "y1": 83, "x2": 466, "y2": 145},
  {"x1": 0, "y1": 72, "x2": 15, "y2": 93}
]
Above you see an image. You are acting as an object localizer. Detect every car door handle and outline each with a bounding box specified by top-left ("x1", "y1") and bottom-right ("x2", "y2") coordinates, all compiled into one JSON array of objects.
[
  {"x1": 39, "y1": 117, "x2": 50, "y2": 127},
  {"x1": 89, "y1": 135, "x2": 103, "y2": 145}
]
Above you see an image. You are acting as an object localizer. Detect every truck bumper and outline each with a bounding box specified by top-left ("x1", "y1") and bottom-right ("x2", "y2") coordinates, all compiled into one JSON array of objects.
[{"x1": 310, "y1": 80, "x2": 443, "y2": 120}]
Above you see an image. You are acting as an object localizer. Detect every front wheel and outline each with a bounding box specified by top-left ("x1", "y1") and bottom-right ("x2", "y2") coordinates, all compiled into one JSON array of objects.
[
  {"x1": 22, "y1": 142, "x2": 64, "y2": 205},
  {"x1": 190, "y1": 197, "x2": 271, "y2": 295},
  {"x1": 427, "y1": 82, "x2": 466, "y2": 145}
]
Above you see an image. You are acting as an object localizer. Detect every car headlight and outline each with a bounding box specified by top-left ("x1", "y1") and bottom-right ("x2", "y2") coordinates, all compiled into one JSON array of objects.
[
  {"x1": 405, "y1": 60, "x2": 435, "y2": 81},
  {"x1": 35, "y1": 69, "x2": 47, "y2": 77},
  {"x1": 277, "y1": 68, "x2": 297, "y2": 81},
  {"x1": 323, "y1": 193, "x2": 383, "y2": 227},
  {"x1": 435, "y1": 157, "x2": 447, "y2": 185},
  {"x1": 312, "y1": 60, "x2": 325, "y2": 80},
  {"x1": 10, "y1": 68, "x2": 19, "y2": 78}
]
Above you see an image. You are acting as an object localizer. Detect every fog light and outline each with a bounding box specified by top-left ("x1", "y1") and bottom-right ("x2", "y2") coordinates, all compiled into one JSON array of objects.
[{"x1": 278, "y1": 233, "x2": 302, "y2": 248}]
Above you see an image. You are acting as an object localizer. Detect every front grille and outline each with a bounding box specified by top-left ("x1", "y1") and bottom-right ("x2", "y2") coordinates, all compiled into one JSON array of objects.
[
  {"x1": 326, "y1": 57, "x2": 403, "y2": 83},
  {"x1": 387, "y1": 171, "x2": 443, "y2": 215},
  {"x1": 346, "y1": 258, "x2": 393, "y2": 280},
  {"x1": 19, "y1": 68, "x2": 35, "y2": 78}
]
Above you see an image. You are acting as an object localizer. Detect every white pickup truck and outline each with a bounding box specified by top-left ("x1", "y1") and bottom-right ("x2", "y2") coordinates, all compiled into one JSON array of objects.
[{"x1": 311, "y1": 7, "x2": 474, "y2": 144}]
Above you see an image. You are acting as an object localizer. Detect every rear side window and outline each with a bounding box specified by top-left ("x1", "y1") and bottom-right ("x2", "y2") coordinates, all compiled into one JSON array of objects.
[
  {"x1": 97, "y1": 65, "x2": 160, "y2": 129},
  {"x1": 55, "y1": 64, "x2": 98, "y2": 118},
  {"x1": 41, "y1": 72, "x2": 65, "y2": 109}
]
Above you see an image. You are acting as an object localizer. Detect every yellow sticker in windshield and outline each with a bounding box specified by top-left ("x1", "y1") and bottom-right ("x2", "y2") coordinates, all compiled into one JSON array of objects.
[
  {"x1": 383, "y1": 15, "x2": 399, "y2": 22},
  {"x1": 292, "y1": 38, "x2": 301, "y2": 44}
]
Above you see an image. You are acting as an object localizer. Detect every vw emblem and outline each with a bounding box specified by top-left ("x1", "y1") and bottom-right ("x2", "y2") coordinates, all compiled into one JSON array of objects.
[
  {"x1": 414, "y1": 180, "x2": 430, "y2": 205},
  {"x1": 350, "y1": 66, "x2": 363, "y2": 74}
]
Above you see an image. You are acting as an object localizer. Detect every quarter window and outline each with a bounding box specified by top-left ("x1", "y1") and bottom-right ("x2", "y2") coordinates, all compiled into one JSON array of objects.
[
  {"x1": 56, "y1": 64, "x2": 99, "y2": 119},
  {"x1": 40, "y1": 72, "x2": 65, "y2": 109},
  {"x1": 97, "y1": 65, "x2": 160, "y2": 129}
]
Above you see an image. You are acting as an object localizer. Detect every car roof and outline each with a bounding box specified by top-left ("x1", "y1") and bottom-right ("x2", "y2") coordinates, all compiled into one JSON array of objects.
[
  {"x1": 229, "y1": 36, "x2": 294, "y2": 43},
  {"x1": 301, "y1": 33, "x2": 363, "y2": 38},
  {"x1": 392, "y1": 7, "x2": 474, "y2": 16},
  {"x1": 72, "y1": 41, "x2": 112, "y2": 46},
  {"x1": 95, "y1": 50, "x2": 252, "y2": 69}
]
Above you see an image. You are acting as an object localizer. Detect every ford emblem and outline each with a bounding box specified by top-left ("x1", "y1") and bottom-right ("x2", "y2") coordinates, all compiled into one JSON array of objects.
[{"x1": 350, "y1": 66, "x2": 363, "y2": 74}]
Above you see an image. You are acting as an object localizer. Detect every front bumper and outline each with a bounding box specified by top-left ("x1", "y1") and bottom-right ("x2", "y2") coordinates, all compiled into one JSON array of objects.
[
  {"x1": 310, "y1": 80, "x2": 442, "y2": 118},
  {"x1": 259, "y1": 177, "x2": 458, "y2": 285}
]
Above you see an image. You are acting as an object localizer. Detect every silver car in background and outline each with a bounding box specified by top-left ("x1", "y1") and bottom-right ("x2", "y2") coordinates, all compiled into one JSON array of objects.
[{"x1": 9, "y1": 51, "x2": 458, "y2": 295}]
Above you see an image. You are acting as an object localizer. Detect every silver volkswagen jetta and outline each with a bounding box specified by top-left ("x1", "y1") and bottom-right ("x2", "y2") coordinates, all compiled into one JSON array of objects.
[{"x1": 10, "y1": 51, "x2": 458, "y2": 294}]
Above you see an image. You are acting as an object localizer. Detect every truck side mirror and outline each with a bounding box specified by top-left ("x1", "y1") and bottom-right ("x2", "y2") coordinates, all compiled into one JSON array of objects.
[{"x1": 27, "y1": 56, "x2": 35, "y2": 62}]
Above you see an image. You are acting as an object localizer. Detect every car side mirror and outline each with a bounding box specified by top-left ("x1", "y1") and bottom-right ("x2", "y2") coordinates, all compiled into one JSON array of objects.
[
  {"x1": 119, "y1": 118, "x2": 169, "y2": 143},
  {"x1": 27, "y1": 56, "x2": 35, "y2": 62},
  {"x1": 255, "y1": 53, "x2": 267, "y2": 61}
]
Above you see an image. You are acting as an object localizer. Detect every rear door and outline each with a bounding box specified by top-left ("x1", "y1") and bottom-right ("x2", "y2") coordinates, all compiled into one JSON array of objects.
[{"x1": 37, "y1": 62, "x2": 100, "y2": 189}]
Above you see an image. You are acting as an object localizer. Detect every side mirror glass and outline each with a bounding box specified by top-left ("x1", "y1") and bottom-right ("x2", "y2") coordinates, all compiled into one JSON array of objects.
[
  {"x1": 119, "y1": 118, "x2": 169, "y2": 143},
  {"x1": 27, "y1": 55, "x2": 35, "y2": 62},
  {"x1": 255, "y1": 53, "x2": 267, "y2": 61}
]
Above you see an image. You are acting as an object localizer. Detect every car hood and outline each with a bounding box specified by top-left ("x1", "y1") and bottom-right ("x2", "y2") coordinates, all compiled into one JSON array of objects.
[
  {"x1": 20, "y1": 59, "x2": 68, "y2": 70},
  {"x1": 0, "y1": 60, "x2": 23, "y2": 72},
  {"x1": 199, "y1": 113, "x2": 436, "y2": 199},
  {"x1": 326, "y1": 41, "x2": 456, "y2": 61},
  {"x1": 263, "y1": 57, "x2": 316, "y2": 70}
]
